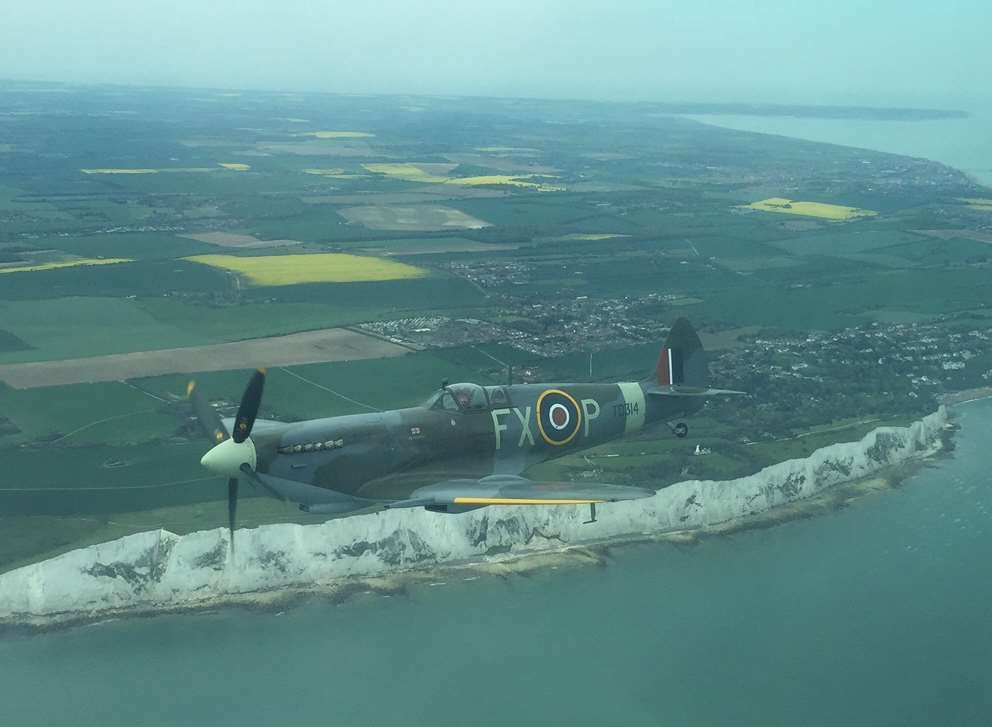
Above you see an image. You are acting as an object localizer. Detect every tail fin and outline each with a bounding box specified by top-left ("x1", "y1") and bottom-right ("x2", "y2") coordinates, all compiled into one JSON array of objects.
[
  {"x1": 654, "y1": 318, "x2": 705, "y2": 387},
  {"x1": 647, "y1": 319, "x2": 745, "y2": 398}
]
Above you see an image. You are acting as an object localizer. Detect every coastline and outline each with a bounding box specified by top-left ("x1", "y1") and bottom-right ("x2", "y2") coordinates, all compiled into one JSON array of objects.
[
  {"x1": 941, "y1": 386, "x2": 992, "y2": 407},
  {"x1": 0, "y1": 465, "x2": 935, "y2": 638},
  {"x1": 0, "y1": 407, "x2": 950, "y2": 634},
  {"x1": 682, "y1": 111, "x2": 992, "y2": 190}
]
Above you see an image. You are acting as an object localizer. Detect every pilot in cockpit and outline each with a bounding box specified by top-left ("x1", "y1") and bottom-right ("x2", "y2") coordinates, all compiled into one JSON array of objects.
[{"x1": 426, "y1": 382, "x2": 489, "y2": 412}]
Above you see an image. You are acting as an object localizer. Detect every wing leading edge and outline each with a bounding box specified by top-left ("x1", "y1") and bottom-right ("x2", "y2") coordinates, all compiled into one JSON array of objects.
[{"x1": 383, "y1": 474, "x2": 654, "y2": 510}]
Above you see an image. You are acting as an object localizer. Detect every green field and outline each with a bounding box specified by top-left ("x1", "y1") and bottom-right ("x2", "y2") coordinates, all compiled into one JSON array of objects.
[
  {"x1": 0, "y1": 298, "x2": 204, "y2": 363},
  {"x1": 771, "y1": 228, "x2": 918, "y2": 256},
  {"x1": 0, "y1": 258, "x2": 231, "y2": 300},
  {"x1": 0, "y1": 381, "x2": 178, "y2": 445},
  {"x1": 0, "y1": 275, "x2": 485, "y2": 363},
  {"x1": 135, "y1": 348, "x2": 506, "y2": 421},
  {"x1": 0, "y1": 329, "x2": 31, "y2": 353},
  {"x1": 36, "y1": 232, "x2": 221, "y2": 260},
  {"x1": 345, "y1": 236, "x2": 517, "y2": 254},
  {"x1": 690, "y1": 267, "x2": 992, "y2": 330}
]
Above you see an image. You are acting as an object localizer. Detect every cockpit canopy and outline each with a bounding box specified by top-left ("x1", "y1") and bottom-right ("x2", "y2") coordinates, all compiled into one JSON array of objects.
[{"x1": 424, "y1": 382, "x2": 494, "y2": 412}]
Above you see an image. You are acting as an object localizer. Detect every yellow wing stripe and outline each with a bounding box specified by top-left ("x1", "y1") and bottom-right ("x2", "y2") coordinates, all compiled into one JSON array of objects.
[{"x1": 453, "y1": 497, "x2": 605, "y2": 506}]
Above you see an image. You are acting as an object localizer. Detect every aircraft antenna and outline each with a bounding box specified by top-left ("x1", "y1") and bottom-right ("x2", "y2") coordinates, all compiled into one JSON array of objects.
[{"x1": 468, "y1": 344, "x2": 513, "y2": 387}]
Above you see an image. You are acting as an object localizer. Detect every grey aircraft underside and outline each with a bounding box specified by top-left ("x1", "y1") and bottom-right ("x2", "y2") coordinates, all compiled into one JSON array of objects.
[{"x1": 190, "y1": 318, "x2": 742, "y2": 548}]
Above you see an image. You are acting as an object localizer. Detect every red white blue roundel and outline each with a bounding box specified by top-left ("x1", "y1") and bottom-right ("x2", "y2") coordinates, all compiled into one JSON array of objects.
[{"x1": 536, "y1": 389, "x2": 582, "y2": 446}]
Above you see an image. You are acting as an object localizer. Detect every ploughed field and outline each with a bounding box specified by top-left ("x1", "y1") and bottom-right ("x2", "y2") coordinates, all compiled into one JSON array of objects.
[{"x1": 0, "y1": 328, "x2": 410, "y2": 389}]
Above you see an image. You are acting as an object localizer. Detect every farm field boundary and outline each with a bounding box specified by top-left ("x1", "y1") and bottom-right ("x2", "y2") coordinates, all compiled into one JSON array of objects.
[{"x1": 0, "y1": 328, "x2": 410, "y2": 389}]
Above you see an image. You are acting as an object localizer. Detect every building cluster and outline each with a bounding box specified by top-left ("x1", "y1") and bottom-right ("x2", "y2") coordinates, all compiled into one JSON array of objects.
[
  {"x1": 504, "y1": 295, "x2": 671, "y2": 357},
  {"x1": 711, "y1": 321, "x2": 991, "y2": 395},
  {"x1": 444, "y1": 260, "x2": 532, "y2": 289},
  {"x1": 362, "y1": 285, "x2": 673, "y2": 357},
  {"x1": 358, "y1": 316, "x2": 518, "y2": 349},
  {"x1": 359, "y1": 301, "x2": 991, "y2": 440},
  {"x1": 360, "y1": 271, "x2": 992, "y2": 412},
  {"x1": 706, "y1": 320, "x2": 992, "y2": 438}
]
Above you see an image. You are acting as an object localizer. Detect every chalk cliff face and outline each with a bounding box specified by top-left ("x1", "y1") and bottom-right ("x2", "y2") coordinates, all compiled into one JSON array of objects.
[{"x1": 0, "y1": 408, "x2": 948, "y2": 627}]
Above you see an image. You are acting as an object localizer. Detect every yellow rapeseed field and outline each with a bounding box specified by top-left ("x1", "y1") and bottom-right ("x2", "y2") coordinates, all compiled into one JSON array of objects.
[
  {"x1": 185, "y1": 253, "x2": 426, "y2": 286},
  {"x1": 83, "y1": 165, "x2": 252, "y2": 174},
  {"x1": 448, "y1": 175, "x2": 564, "y2": 191},
  {"x1": 960, "y1": 198, "x2": 992, "y2": 212},
  {"x1": 81, "y1": 168, "x2": 161, "y2": 175},
  {"x1": 361, "y1": 164, "x2": 562, "y2": 191},
  {"x1": 306, "y1": 131, "x2": 375, "y2": 139},
  {"x1": 475, "y1": 146, "x2": 539, "y2": 153},
  {"x1": 80, "y1": 167, "x2": 214, "y2": 174},
  {"x1": 0, "y1": 258, "x2": 132, "y2": 274},
  {"x1": 744, "y1": 197, "x2": 877, "y2": 220},
  {"x1": 448, "y1": 174, "x2": 525, "y2": 186},
  {"x1": 303, "y1": 168, "x2": 364, "y2": 179},
  {"x1": 362, "y1": 163, "x2": 450, "y2": 183},
  {"x1": 560, "y1": 233, "x2": 629, "y2": 241}
]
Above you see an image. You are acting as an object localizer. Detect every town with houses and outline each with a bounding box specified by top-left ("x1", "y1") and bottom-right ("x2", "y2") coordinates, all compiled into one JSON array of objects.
[{"x1": 360, "y1": 283, "x2": 992, "y2": 442}]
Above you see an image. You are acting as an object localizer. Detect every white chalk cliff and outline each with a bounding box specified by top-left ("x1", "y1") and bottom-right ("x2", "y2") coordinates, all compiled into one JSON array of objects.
[{"x1": 0, "y1": 408, "x2": 948, "y2": 627}]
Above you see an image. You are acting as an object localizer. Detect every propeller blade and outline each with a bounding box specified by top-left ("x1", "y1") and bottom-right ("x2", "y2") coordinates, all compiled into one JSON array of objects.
[
  {"x1": 241, "y1": 463, "x2": 285, "y2": 501},
  {"x1": 232, "y1": 369, "x2": 266, "y2": 444},
  {"x1": 187, "y1": 380, "x2": 228, "y2": 445},
  {"x1": 228, "y1": 477, "x2": 238, "y2": 553}
]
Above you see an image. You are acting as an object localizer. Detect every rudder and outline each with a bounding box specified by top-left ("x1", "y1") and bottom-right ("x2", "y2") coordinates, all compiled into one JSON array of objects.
[{"x1": 654, "y1": 318, "x2": 706, "y2": 387}]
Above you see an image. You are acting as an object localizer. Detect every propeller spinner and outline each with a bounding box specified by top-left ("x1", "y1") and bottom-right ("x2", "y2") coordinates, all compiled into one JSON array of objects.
[{"x1": 189, "y1": 369, "x2": 266, "y2": 553}]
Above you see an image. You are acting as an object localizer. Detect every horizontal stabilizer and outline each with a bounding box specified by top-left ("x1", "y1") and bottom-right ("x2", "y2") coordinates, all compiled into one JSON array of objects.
[{"x1": 646, "y1": 385, "x2": 745, "y2": 397}]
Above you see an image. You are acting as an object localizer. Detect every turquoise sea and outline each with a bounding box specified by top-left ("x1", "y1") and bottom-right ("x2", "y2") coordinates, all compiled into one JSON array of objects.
[
  {"x1": 686, "y1": 110, "x2": 992, "y2": 188},
  {"x1": 2, "y1": 398, "x2": 989, "y2": 726}
]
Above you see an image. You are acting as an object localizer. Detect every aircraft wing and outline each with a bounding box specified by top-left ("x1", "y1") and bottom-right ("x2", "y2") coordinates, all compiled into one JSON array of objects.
[{"x1": 383, "y1": 474, "x2": 655, "y2": 509}]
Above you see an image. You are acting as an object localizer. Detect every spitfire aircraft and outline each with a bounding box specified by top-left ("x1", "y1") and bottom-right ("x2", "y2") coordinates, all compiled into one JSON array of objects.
[{"x1": 189, "y1": 318, "x2": 742, "y2": 549}]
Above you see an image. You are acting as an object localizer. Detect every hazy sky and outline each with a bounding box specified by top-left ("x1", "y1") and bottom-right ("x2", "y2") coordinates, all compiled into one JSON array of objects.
[{"x1": 2, "y1": 0, "x2": 989, "y2": 108}]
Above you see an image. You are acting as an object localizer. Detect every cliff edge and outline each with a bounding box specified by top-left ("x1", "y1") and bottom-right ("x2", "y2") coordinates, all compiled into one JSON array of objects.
[{"x1": 0, "y1": 407, "x2": 948, "y2": 628}]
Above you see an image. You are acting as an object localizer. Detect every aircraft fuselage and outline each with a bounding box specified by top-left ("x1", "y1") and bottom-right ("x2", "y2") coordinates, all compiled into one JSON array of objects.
[{"x1": 249, "y1": 381, "x2": 700, "y2": 509}]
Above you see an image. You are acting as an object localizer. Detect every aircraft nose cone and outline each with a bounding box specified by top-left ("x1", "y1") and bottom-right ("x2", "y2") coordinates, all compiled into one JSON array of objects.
[{"x1": 200, "y1": 437, "x2": 257, "y2": 477}]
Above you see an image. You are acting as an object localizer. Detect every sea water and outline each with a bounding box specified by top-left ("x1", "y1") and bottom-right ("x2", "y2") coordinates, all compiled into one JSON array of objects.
[
  {"x1": 685, "y1": 110, "x2": 992, "y2": 187},
  {"x1": 1, "y1": 398, "x2": 989, "y2": 726}
]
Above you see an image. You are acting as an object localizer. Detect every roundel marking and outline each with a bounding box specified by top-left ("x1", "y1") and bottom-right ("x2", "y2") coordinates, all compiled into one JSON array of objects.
[
  {"x1": 536, "y1": 389, "x2": 582, "y2": 446},
  {"x1": 549, "y1": 403, "x2": 570, "y2": 430}
]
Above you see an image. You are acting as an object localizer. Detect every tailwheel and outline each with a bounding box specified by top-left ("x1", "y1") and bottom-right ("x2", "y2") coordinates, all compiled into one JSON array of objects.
[
  {"x1": 582, "y1": 503, "x2": 598, "y2": 524},
  {"x1": 669, "y1": 421, "x2": 689, "y2": 438}
]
